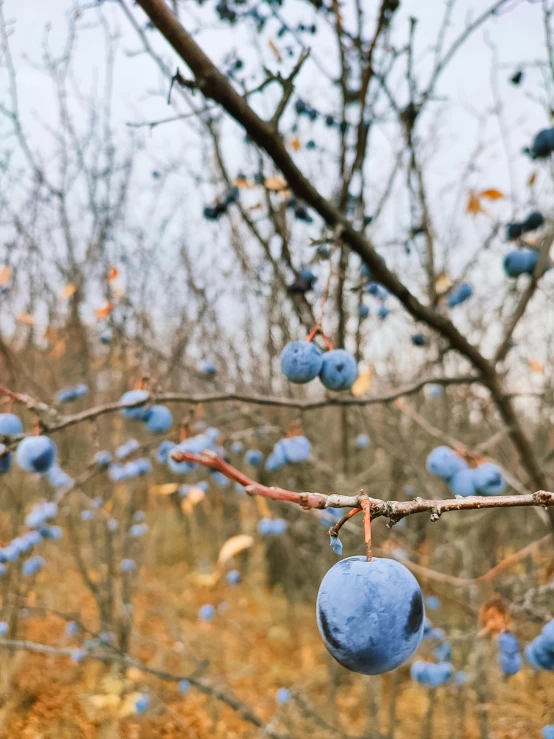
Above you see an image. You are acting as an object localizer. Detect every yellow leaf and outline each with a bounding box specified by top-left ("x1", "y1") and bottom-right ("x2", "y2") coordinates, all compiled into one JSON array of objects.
[
  {"x1": 0, "y1": 266, "x2": 12, "y2": 285},
  {"x1": 264, "y1": 175, "x2": 288, "y2": 191},
  {"x1": 59, "y1": 282, "x2": 77, "y2": 299},
  {"x1": 188, "y1": 571, "x2": 219, "y2": 587},
  {"x1": 149, "y1": 483, "x2": 179, "y2": 496},
  {"x1": 351, "y1": 368, "x2": 372, "y2": 397},
  {"x1": 435, "y1": 272, "x2": 453, "y2": 295},
  {"x1": 479, "y1": 188, "x2": 504, "y2": 200},
  {"x1": 217, "y1": 534, "x2": 254, "y2": 568},
  {"x1": 180, "y1": 486, "x2": 205, "y2": 514},
  {"x1": 89, "y1": 694, "x2": 121, "y2": 710},
  {"x1": 52, "y1": 339, "x2": 66, "y2": 358},
  {"x1": 466, "y1": 190, "x2": 487, "y2": 216},
  {"x1": 528, "y1": 359, "x2": 544, "y2": 373},
  {"x1": 527, "y1": 172, "x2": 537, "y2": 187},
  {"x1": 268, "y1": 39, "x2": 282, "y2": 62},
  {"x1": 235, "y1": 177, "x2": 251, "y2": 188},
  {"x1": 107, "y1": 267, "x2": 119, "y2": 281},
  {"x1": 95, "y1": 302, "x2": 113, "y2": 320},
  {"x1": 17, "y1": 313, "x2": 35, "y2": 325},
  {"x1": 290, "y1": 137, "x2": 301, "y2": 152}
]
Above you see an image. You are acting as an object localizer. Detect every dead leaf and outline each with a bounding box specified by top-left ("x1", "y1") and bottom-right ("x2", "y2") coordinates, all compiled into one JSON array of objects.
[
  {"x1": 0, "y1": 266, "x2": 12, "y2": 285},
  {"x1": 17, "y1": 313, "x2": 35, "y2": 325},
  {"x1": 479, "y1": 188, "x2": 504, "y2": 200},
  {"x1": 59, "y1": 282, "x2": 77, "y2": 299},
  {"x1": 527, "y1": 172, "x2": 537, "y2": 187},
  {"x1": 435, "y1": 272, "x2": 453, "y2": 295},
  {"x1": 180, "y1": 486, "x2": 205, "y2": 514},
  {"x1": 52, "y1": 340, "x2": 66, "y2": 358},
  {"x1": 95, "y1": 302, "x2": 113, "y2": 320},
  {"x1": 264, "y1": 175, "x2": 288, "y2": 191},
  {"x1": 149, "y1": 483, "x2": 179, "y2": 496},
  {"x1": 478, "y1": 594, "x2": 510, "y2": 636},
  {"x1": 528, "y1": 359, "x2": 544, "y2": 373},
  {"x1": 107, "y1": 267, "x2": 119, "y2": 281},
  {"x1": 351, "y1": 368, "x2": 372, "y2": 397},
  {"x1": 248, "y1": 202, "x2": 263, "y2": 211},
  {"x1": 268, "y1": 39, "x2": 282, "y2": 62},
  {"x1": 217, "y1": 534, "x2": 254, "y2": 567},
  {"x1": 466, "y1": 190, "x2": 487, "y2": 216},
  {"x1": 290, "y1": 137, "x2": 301, "y2": 152}
]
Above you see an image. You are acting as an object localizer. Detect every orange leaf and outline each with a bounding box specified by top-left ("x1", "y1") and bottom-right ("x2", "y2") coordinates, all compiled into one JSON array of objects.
[
  {"x1": 527, "y1": 172, "x2": 537, "y2": 187},
  {"x1": 268, "y1": 39, "x2": 282, "y2": 62},
  {"x1": 528, "y1": 359, "x2": 544, "y2": 373},
  {"x1": 435, "y1": 272, "x2": 453, "y2": 295},
  {"x1": 107, "y1": 267, "x2": 119, "y2": 281},
  {"x1": 351, "y1": 368, "x2": 372, "y2": 397},
  {"x1": 0, "y1": 266, "x2": 12, "y2": 286},
  {"x1": 17, "y1": 313, "x2": 35, "y2": 325},
  {"x1": 59, "y1": 282, "x2": 77, "y2": 299},
  {"x1": 149, "y1": 483, "x2": 179, "y2": 496},
  {"x1": 479, "y1": 188, "x2": 504, "y2": 200},
  {"x1": 95, "y1": 301, "x2": 113, "y2": 320},
  {"x1": 217, "y1": 534, "x2": 254, "y2": 568},
  {"x1": 264, "y1": 175, "x2": 288, "y2": 191},
  {"x1": 290, "y1": 137, "x2": 301, "y2": 152},
  {"x1": 478, "y1": 595, "x2": 510, "y2": 636},
  {"x1": 466, "y1": 191, "x2": 487, "y2": 216}
]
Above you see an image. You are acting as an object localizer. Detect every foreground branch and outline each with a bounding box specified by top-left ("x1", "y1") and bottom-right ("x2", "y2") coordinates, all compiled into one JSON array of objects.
[{"x1": 171, "y1": 450, "x2": 554, "y2": 520}]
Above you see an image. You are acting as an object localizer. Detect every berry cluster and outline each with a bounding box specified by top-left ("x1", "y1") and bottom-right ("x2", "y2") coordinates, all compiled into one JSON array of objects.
[{"x1": 426, "y1": 446, "x2": 506, "y2": 496}]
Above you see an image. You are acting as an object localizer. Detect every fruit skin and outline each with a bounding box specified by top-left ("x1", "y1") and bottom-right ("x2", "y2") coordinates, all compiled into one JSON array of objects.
[
  {"x1": 473, "y1": 463, "x2": 506, "y2": 495},
  {"x1": 319, "y1": 349, "x2": 358, "y2": 391},
  {"x1": 120, "y1": 390, "x2": 150, "y2": 420},
  {"x1": 16, "y1": 436, "x2": 57, "y2": 473},
  {"x1": 245, "y1": 449, "x2": 263, "y2": 466},
  {"x1": 0, "y1": 413, "x2": 23, "y2": 436},
  {"x1": 358, "y1": 304, "x2": 370, "y2": 318},
  {"x1": 506, "y1": 222, "x2": 524, "y2": 241},
  {"x1": 281, "y1": 435, "x2": 311, "y2": 463},
  {"x1": 449, "y1": 468, "x2": 478, "y2": 497},
  {"x1": 411, "y1": 333, "x2": 426, "y2": 347},
  {"x1": 521, "y1": 210, "x2": 544, "y2": 232},
  {"x1": 356, "y1": 434, "x2": 370, "y2": 449},
  {"x1": 316, "y1": 556, "x2": 425, "y2": 675},
  {"x1": 504, "y1": 248, "x2": 538, "y2": 277},
  {"x1": 280, "y1": 341, "x2": 323, "y2": 384},
  {"x1": 410, "y1": 661, "x2": 454, "y2": 687},
  {"x1": 377, "y1": 305, "x2": 390, "y2": 320},
  {"x1": 542, "y1": 727, "x2": 554, "y2": 739},
  {"x1": 524, "y1": 619, "x2": 554, "y2": 671},
  {"x1": 446, "y1": 283, "x2": 473, "y2": 308},
  {"x1": 0, "y1": 445, "x2": 11, "y2": 475},
  {"x1": 144, "y1": 405, "x2": 173, "y2": 433},
  {"x1": 528, "y1": 127, "x2": 554, "y2": 159},
  {"x1": 426, "y1": 446, "x2": 467, "y2": 481}
]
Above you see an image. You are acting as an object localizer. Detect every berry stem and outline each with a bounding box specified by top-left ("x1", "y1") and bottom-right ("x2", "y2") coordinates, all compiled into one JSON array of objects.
[
  {"x1": 360, "y1": 494, "x2": 372, "y2": 561},
  {"x1": 328, "y1": 506, "x2": 362, "y2": 536}
]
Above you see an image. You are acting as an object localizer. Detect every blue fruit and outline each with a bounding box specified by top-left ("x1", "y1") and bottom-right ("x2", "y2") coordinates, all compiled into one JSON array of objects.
[
  {"x1": 231, "y1": 441, "x2": 244, "y2": 454},
  {"x1": 521, "y1": 210, "x2": 544, "y2": 232},
  {"x1": 280, "y1": 341, "x2": 323, "y2": 384},
  {"x1": 116, "y1": 439, "x2": 139, "y2": 459},
  {"x1": 473, "y1": 463, "x2": 506, "y2": 495},
  {"x1": 281, "y1": 435, "x2": 311, "y2": 463},
  {"x1": 226, "y1": 569, "x2": 241, "y2": 585},
  {"x1": 211, "y1": 470, "x2": 230, "y2": 487},
  {"x1": 197, "y1": 360, "x2": 217, "y2": 377},
  {"x1": 135, "y1": 695, "x2": 150, "y2": 714},
  {"x1": 178, "y1": 680, "x2": 190, "y2": 694},
  {"x1": 144, "y1": 405, "x2": 173, "y2": 433},
  {"x1": 529, "y1": 127, "x2": 554, "y2": 159},
  {"x1": 506, "y1": 222, "x2": 524, "y2": 240},
  {"x1": 365, "y1": 282, "x2": 389, "y2": 301},
  {"x1": 499, "y1": 650, "x2": 522, "y2": 676},
  {"x1": 156, "y1": 440, "x2": 175, "y2": 464},
  {"x1": 542, "y1": 727, "x2": 554, "y2": 739},
  {"x1": 316, "y1": 557, "x2": 425, "y2": 675},
  {"x1": 120, "y1": 390, "x2": 150, "y2": 419},
  {"x1": 504, "y1": 248, "x2": 538, "y2": 277},
  {"x1": 449, "y1": 468, "x2": 478, "y2": 497},
  {"x1": 120, "y1": 558, "x2": 137, "y2": 572},
  {"x1": 356, "y1": 434, "x2": 370, "y2": 448},
  {"x1": 199, "y1": 604, "x2": 215, "y2": 621},
  {"x1": 275, "y1": 688, "x2": 290, "y2": 704},
  {"x1": 433, "y1": 640, "x2": 451, "y2": 662},
  {"x1": 319, "y1": 350, "x2": 358, "y2": 391},
  {"x1": 55, "y1": 384, "x2": 88, "y2": 403},
  {"x1": 0, "y1": 413, "x2": 23, "y2": 436},
  {"x1": 47, "y1": 465, "x2": 73, "y2": 488},
  {"x1": 410, "y1": 661, "x2": 454, "y2": 687},
  {"x1": 426, "y1": 446, "x2": 467, "y2": 481},
  {"x1": 425, "y1": 596, "x2": 440, "y2": 610},
  {"x1": 22, "y1": 555, "x2": 45, "y2": 576},
  {"x1": 378, "y1": 305, "x2": 390, "y2": 320},
  {"x1": 100, "y1": 328, "x2": 113, "y2": 344},
  {"x1": 95, "y1": 451, "x2": 112, "y2": 467},
  {"x1": 245, "y1": 449, "x2": 264, "y2": 466},
  {"x1": 16, "y1": 436, "x2": 57, "y2": 473},
  {"x1": 0, "y1": 445, "x2": 11, "y2": 475},
  {"x1": 358, "y1": 305, "x2": 370, "y2": 318},
  {"x1": 446, "y1": 283, "x2": 473, "y2": 308}
]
